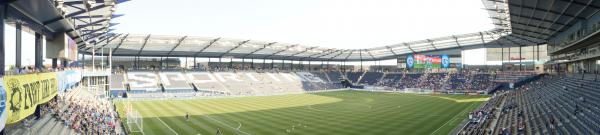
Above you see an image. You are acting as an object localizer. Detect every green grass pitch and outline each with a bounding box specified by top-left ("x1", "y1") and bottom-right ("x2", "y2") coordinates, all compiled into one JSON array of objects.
[{"x1": 115, "y1": 90, "x2": 488, "y2": 135}]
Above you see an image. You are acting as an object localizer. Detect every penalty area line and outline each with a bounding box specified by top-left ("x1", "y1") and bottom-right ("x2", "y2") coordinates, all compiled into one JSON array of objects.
[{"x1": 155, "y1": 117, "x2": 180, "y2": 135}]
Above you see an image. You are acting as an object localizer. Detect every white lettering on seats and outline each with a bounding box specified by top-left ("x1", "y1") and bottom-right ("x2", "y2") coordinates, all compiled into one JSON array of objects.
[
  {"x1": 159, "y1": 72, "x2": 186, "y2": 87},
  {"x1": 127, "y1": 72, "x2": 158, "y2": 88},
  {"x1": 186, "y1": 72, "x2": 218, "y2": 84},
  {"x1": 214, "y1": 72, "x2": 242, "y2": 82}
]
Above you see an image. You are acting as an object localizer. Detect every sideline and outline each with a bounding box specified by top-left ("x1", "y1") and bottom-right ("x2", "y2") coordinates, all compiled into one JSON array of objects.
[{"x1": 429, "y1": 103, "x2": 475, "y2": 135}]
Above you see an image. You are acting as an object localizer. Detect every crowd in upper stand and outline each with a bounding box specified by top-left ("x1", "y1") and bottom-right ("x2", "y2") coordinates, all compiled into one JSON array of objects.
[
  {"x1": 117, "y1": 68, "x2": 518, "y2": 97},
  {"x1": 375, "y1": 71, "x2": 499, "y2": 92}
]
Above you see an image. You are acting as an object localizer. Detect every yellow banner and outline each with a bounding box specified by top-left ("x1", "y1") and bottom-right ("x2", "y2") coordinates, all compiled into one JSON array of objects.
[{"x1": 3, "y1": 73, "x2": 58, "y2": 124}]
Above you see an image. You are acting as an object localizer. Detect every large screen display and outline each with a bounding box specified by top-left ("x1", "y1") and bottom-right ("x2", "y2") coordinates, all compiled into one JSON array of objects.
[{"x1": 406, "y1": 54, "x2": 450, "y2": 69}]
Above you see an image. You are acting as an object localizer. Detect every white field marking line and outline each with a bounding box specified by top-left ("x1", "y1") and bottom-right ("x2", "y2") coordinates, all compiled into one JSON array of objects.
[
  {"x1": 128, "y1": 122, "x2": 146, "y2": 135},
  {"x1": 236, "y1": 120, "x2": 242, "y2": 130},
  {"x1": 429, "y1": 103, "x2": 476, "y2": 135},
  {"x1": 155, "y1": 117, "x2": 179, "y2": 135},
  {"x1": 185, "y1": 100, "x2": 251, "y2": 135},
  {"x1": 201, "y1": 115, "x2": 251, "y2": 135}
]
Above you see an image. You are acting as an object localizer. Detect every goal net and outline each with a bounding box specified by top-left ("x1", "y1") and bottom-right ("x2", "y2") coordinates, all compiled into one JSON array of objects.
[{"x1": 125, "y1": 102, "x2": 143, "y2": 133}]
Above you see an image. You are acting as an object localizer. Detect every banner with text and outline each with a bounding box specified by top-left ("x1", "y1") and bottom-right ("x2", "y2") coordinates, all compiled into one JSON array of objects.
[{"x1": 3, "y1": 73, "x2": 58, "y2": 124}]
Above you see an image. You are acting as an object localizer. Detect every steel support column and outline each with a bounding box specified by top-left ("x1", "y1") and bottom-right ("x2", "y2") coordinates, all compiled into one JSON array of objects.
[
  {"x1": 166, "y1": 57, "x2": 169, "y2": 69},
  {"x1": 508, "y1": 45, "x2": 511, "y2": 71},
  {"x1": 229, "y1": 57, "x2": 233, "y2": 69},
  {"x1": 271, "y1": 59, "x2": 274, "y2": 70},
  {"x1": 536, "y1": 44, "x2": 540, "y2": 61},
  {"x1": 62, "y1": 60, "x2": 67, "y2": 67},
  {"x1": 0, "y1": 5, "x2": 5, "y2": 75},
  {"x1": 519, "y1": 45, "x2": 522, "y2": 71},
  {"x1": 501, "y1": 45, "x2": 504, "y2": 71},
  {"x1": 15, "y1": 23, "x2": 21, "y2": 68},
  {"x1": 308, "y1": 60, "x2": 311, "y2": 71},
  {"x1": 34, "y1": 33, "x2": 43, "y2": 69},
  {"x1": 52, "y1": 58, "x2": 57, "y2": 68}
]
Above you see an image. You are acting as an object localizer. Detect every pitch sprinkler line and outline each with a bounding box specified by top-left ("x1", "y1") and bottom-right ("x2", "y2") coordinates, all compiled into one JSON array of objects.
[
  {"x1": 155, "y1": 117, "x2": 180, "y2": 135},
  {"x1": 429, "y1": 103, "x2": 476, "y2": 135}
]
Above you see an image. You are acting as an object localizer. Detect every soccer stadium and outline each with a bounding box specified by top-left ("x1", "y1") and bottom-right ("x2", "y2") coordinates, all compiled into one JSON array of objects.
[{"x1": 0, "y1": 0, "x2": 600, "y2": 135}]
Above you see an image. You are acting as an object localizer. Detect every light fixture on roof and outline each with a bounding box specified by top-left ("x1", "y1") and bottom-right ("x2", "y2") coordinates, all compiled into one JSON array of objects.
[
  {"x1": 84, "y1": 0, "x2": 96, "y2": 9},
  {"x1": 54, "y1": 0, "x2": 68, "y2": 16}
]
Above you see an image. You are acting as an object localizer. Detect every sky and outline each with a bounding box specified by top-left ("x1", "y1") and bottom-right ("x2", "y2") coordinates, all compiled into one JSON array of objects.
[{"x1": 112, "y1": 0, "x2": 494, "y2": 49}]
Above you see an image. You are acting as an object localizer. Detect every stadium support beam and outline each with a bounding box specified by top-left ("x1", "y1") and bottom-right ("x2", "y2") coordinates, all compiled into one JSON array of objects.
[
  {"x1": 489, "y1": 17, "x2": 561, "y2": 32},
  {"x1": 327, "y1": 50, "x2": 347, "y2": 61},
  {"x1": 263, "y1": 44, "x2": 298, "y2": 59},
  {"x1": 480, "y1": 32, "x2": 489, "y2": 69},
  {"x1": 509, "y1": 33, "x2": 546, "y2": 44},
  {"x1": 359, "y1": 49, "x2": 363, "y2": 71},
  {"x1": 490, "y1": 0, "x2": 586, "y2": 20},
  {"x1": 366, "y1": 50, "x2": 376, "y2": 60},
  {"x1": 343, "y1": 50, "x2": 355, "y2": 61},
  {"x1": 220, "y1": 40, "x2": 250, "y2": 57},
  {"x1": 427, "y1": 39, "x2": 437, "y2": 50},
  {"x1": 282, "y1": 46, "x2": 318, "y2": 60},
  {"x1": 452, "y1": 35, "x2": 463, "y2": 49},
  {"x1": 488, "y1": 32, "x2": 506, "y2": 71},
  {"x1": 67, "y1": 19, "x2": 110, "y2": 33},
  {"x1": 136, "y1": 34, "x2": 152, "y2": 56},
  {"x1": 307, "y1": 49, "x2": 335, "y2": 61},
  {"x1": 558, "y1": 0, "x2": 600, "y2": 9},
  {"x1": 385, "y1": 46, "x2": 398, "y2": 56},
  {"x1": 486, "y1": 10, "x2": 572, "y2": 28},
  {"x1": 503, "y1": 36, "x2": 527, "y2": 47},
  {"x1": 403, "y1": 43, "x2": 416, "y2": 53},
  {"x1": 91, "y1": 33, "x2": 122, "y2": 52},
  {"x1": 34, "y1": 33, "x2": 43, "y2": 69},
  {"x1": 309, "y1": 49, "x2": 335, "y2": 60},
  {"x1": 506, "y1": 34, "x2": 542, "y2": 45},
  {"x1": 79, "y1": 27, "x2": 108, "y2": 38},
  {"x1": 111, "y1": 34, "x2": 129, "y2": 54},
  {"x1": 0, "y1": 5, "x2": 4, "y2": 75},
  {"x1": 166, "y1": 36, "x2": 188, "y2": 56},
  {"x1": 547, "y1": 0, "x2": 590, "y2": 38},
  {"x1": 135, "y1": 35, "x2": 151, "y2": 69},
  {"x1": 479, "y1": 32, "x2": 486, "y2": 45},
  {"x1": 194, "y1": 38, "x2": 221, "y2": 57},
  {"x1": 241, "y1": 42, "x2": 276, "y2": 58},
  {"x1": 493, "y1": 25, "x2": 553, "y2": 37},
  {"x1": 43, "y1": 3, "x2": 111, "y2": 25},
  {"x1": 299, "y1": 51, "x2": 324, "y2": 62},
  {"x1": 15, "y1": 23, "x2": 21, "y2": 68}
]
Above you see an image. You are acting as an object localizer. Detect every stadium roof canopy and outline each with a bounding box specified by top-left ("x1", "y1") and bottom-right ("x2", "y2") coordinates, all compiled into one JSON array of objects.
[
  {"x1": 79, "y1": 0, "x2": 600, "y2": 61},
  {"x1": 6, "y1": 0, "x2": 125, "y2": 47},
  {"x1": 82, "y1": 31, "x2": 506, "y2": 61},
  {"x1": 484, "y1": 0, "x2": 600, "y2": 52}
]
